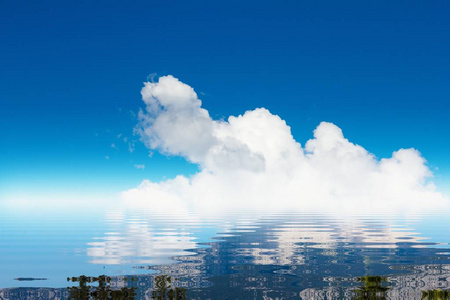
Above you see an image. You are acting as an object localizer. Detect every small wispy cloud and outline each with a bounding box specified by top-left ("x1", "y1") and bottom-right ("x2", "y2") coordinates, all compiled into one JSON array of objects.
[
  {"x1": 146, "y1": 72, "x2": 157, "y2": 82},
  {"x1": 105, "y1": 156, "x2": 110, "y2": 160},
  {"x1": 129, "y1": 143, "x2": 135, "y2": 153},
  {"x1": 134, "y1": 164, "x2": 145, "y2": 170}
]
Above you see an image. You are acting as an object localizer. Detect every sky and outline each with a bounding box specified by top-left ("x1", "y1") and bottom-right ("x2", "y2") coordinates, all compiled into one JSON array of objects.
[{"x1": 1, "y1": 0, "x2": 449, "y2": 201}]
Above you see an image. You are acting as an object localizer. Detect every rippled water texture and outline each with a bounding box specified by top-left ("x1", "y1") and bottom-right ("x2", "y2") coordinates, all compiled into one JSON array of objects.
[{"x1": 1, "y1": 206, "x2": 450, "y2": 299}]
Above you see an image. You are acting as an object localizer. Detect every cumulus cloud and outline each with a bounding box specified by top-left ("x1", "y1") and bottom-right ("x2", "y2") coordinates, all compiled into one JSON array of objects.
[{"x1": 125, "y1": 75, "x2": 447, "y2": 214}]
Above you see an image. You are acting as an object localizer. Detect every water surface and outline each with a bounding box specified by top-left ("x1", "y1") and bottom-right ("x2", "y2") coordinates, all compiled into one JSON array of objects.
[{"x1": 1, "y1": 206, "x2": 450, "y2": 299}]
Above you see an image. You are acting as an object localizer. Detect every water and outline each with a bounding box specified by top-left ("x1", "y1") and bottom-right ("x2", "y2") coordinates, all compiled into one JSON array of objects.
[{"x1": 1, "y1": 205, "x2": 450, "y2": 299}]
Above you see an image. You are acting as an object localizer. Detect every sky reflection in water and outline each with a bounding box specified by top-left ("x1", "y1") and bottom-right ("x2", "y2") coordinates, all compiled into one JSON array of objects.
[{"x1": 1, "y1": 206, "x2": 450, "y2": 299}]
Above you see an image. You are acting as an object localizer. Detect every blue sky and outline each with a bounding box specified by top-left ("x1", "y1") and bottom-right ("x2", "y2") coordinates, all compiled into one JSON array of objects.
[{"x1": 1, "y1": 0, "x2": 449, "y2": 197}]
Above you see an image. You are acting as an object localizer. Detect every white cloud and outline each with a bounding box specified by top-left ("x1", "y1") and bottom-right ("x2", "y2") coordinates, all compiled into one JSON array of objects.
[
  {"x1": 125, "y1": 75, "x2": 448, "y2": 214},
  {"x1": 128, "y1": 141, "x2": 135, "y2": 153},
  {"x1": 134, "y1": 164, "x2": 145, "y2": 170}
]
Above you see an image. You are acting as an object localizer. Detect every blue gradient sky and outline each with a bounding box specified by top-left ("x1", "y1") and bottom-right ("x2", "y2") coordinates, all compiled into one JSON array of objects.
[{"x1": 1, "y1": 0, "x2": 449, "y2": 197}]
